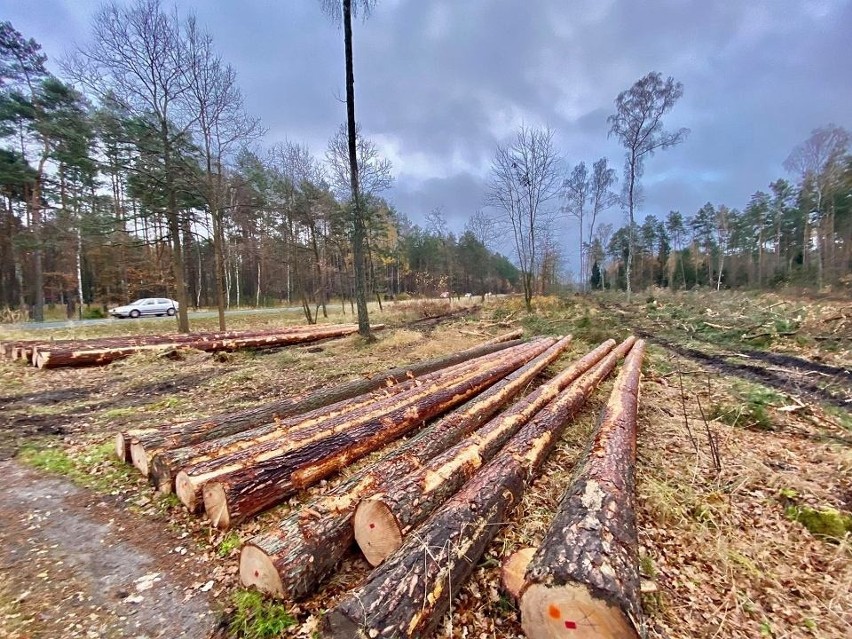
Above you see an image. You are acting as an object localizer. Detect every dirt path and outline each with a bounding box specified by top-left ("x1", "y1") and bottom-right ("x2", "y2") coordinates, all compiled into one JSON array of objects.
[{"x1": 0, "y1": 461, "x2": 221, "y2": 639}]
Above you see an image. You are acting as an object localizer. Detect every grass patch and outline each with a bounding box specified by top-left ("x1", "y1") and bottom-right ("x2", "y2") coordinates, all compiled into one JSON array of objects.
[
  {"x1": 228, "y1": 589, "x2": 296, "y2": 639},
  {"x1": 784, "y1": 505, "x2": 852, "y2": 541},
  {"x1": 217, "y1": 531, "x2": 242, "y2": 557},
  {"x1": 18, "y1": 441, "x2": 136, "y2": 494},
  {"x1": 709, "y1": 383, "x2": 782, "y2": 431},
  {"x1": 102, "y1": 407, "x2": 136, "y2": 420}
]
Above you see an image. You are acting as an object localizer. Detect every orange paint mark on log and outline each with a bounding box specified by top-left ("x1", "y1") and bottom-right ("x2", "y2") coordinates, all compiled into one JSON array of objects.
[{"x1": 548, "y1": 604, "x2": 561, "y2": 619}]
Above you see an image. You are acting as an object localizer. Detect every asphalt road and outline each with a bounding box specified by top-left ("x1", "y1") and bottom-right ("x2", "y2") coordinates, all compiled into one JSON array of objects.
[{"x1": 11, "y1": 306, "x2": 305, "y2": 330}]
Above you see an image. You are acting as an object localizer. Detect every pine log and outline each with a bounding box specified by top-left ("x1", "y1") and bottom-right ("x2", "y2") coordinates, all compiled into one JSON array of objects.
[
  {"x1": 148, "y1": 339, "x2": 540, "y2": 490},
  {"x1": 118, "y1": 333, "x2": 524, "y2": 464},
  {"x1": 502, "y1": 547, "x2": 537, "y2": 599},
  {"x1": 520, "y1": 340, "x2": 646, "y2": 639},
  {"x1": 353, "y1": 339, "x2": 618, "y2": 565},
  {"x1": 200, "y1": 341, "x2": 550, "y2": 527},
  {"x1": 239, "y1": 336, "x2": 570, "y2": 600},
  {"x1": 320, "y1": 336, "x2": 638, "y2": 639},
  {"x1": 36, "y1": 324, "x2": 376, "y2": 369},
  {"x1": 31, "y1": 325, "x2": 351, "y2": 367}
]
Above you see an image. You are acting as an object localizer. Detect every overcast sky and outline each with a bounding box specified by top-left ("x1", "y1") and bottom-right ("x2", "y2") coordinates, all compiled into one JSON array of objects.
[{"x1": 5, "y1": 0, "x2": 851, "y2": 271}]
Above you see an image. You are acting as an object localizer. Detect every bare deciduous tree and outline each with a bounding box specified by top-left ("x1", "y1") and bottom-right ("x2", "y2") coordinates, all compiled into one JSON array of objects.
[
  {"x1": 184, "y1": 15, "x2": 262, "y2": 330},
  {"x1": 66, "y1": 0, "x2": 196, "y2": 331},
  {"x1": 608, "y1": 71, "x2": 689, "y2": 300},
  {"x1": 464, "y1": 209, "x2": 496, "y2": 249},
  {"x1": 563, "y1": 162, "x2": 589, "y2": 290},
  {"x1": 486, "y1": 125, "x2": 561, "y2": 312}
]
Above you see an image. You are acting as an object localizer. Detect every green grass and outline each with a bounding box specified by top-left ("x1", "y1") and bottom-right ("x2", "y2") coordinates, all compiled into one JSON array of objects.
[
  {"x1": 228, "y1": 589, "x2": 296, "y2": 639},
  {"x1": 784, "y1": 505, "x2": 852, "y2": 541},
  {"x1": 18, "y1": 441, "x2": 136, "y2": 493},
  {"x1": 217, "y1": 531, "x2": 242, "y2": 558},
  {"x1": 709, "y1": 383, "x2": 782, "y2": 431}
]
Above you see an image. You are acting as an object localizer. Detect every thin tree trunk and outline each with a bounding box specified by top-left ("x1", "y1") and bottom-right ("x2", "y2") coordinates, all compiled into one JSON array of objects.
[
  {"x1": 520, "y1": 341, "x2": 646, "y2": 639},
  {"x1": 343, "y1": 0, "x2": 371, "y2": 338}
]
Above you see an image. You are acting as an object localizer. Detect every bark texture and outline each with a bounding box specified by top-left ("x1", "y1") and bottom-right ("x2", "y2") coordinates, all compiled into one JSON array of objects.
[
  {"x1": 520, "y1": 340, "x2": 646, "y2": 639},
  {"x1": 149, "y1": 339, "x2": 537, "y2": 490},
  {"x1": 201, "y1": 343, "x2": 548, "y2": 526},
  {"x1": 240, "y1": 336, "x2": 564, "y2": 599},
  {"x1": 321, "y1": 336, "x2": 638, "y2": 638},
  {"x1": 121, "y1": 334, "x2": 523, "y2": 465},
  {"x1": 353, "y1": 339, "x2": 617, "y2": 565}
]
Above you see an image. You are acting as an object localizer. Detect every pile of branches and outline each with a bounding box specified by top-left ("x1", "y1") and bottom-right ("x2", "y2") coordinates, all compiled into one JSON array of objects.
[{"x1": 1, "y1": 323, "x2": 381, "y2": 369}]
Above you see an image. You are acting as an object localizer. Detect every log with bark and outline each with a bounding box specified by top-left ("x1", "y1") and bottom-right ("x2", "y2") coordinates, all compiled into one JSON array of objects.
[
  {"x1": 116, "y1": 332, "x2": 524, "y2": 464},
  {"x1": 36, "y1": 324, "x2": 379, "y2": 369},
  {"x1": 320, "y1": 336, "x2": 638, "y2": 639},
  {"x1": 29, "y1": 325, "x2": 351, "y2": 367},
  {"x1": 147, "y1": 339, "x2": 540, "y2": 491},
  {"x1": 353, "y1": 339, "x2": 618, "y2": 565},
  {"x1": 198, "y1": 340, "x2": 553, "y2": 526},
  {"x1": 520, "y1": 339, "x2": 646, "y2": 639},
  {"x1": 239, "y1": 336, "x2": 571, "y2": 600}
]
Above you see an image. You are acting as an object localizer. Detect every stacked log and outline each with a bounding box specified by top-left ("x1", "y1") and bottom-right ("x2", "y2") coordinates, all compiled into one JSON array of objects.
[
  {"x1": 320, "y1": 336, "x2": 638, "y2": 638},
  {"x1": 239, "y1": 335, "x2": 572, "y2": 599},
  {"x1": 35, "y1": 324, "x2": 378, "y2": 369},
  {"x1": 148, "y1": 339, "x2": 541, "y2": 493},
  {"x1": 519, "y1": 340, "x2": 646, "y2": 639},
  {"x1": 196, "y1": 339, "x2": 553, "y2": 526},
  {"x1": 116, "y1": 332, "x2": 524, "y2": 463},
  {"x1": 352, "y1": 339, "x2": 618, "y2": 566}
]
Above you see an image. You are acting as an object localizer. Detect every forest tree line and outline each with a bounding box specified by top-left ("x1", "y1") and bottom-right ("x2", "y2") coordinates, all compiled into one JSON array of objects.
[{"x1": 0, "y1": 9, "x2": 519, "y2": 326}]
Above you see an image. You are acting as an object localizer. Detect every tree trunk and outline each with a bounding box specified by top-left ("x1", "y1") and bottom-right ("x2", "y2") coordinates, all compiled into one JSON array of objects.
[
  {"x1": 31, "y1": 172, "x2": 45, "y2": 322},
  {"x1": 198, "y1": 344, "x2": 546, "y2": 527},
  {"x1": 163, "y1": 126, "x2": 190, "y2": 333},
  {"x1": 146, "y1": 338, "x2": 532, "y2": 488},
  {"x1": 626, "y1": 157, "x2": 635, "y2": 302},
  {"x1": 342, "y1": 0, "x2": 371, "y2": 338},
  {"x1": 212, "y1": 206, "x2": 227, "y2": 331},
  {"x1": 353, "y1": 338, "x2": 618, "y2": 566},
  {"x1": 238, "y1": 337, "x2": 563, "y2": 600},
  {"x1": 321, "y1": 337, "x2": 639, "y2": 639},
  {"x1": 520, "y1": 340, "x2": 646, "y2": 639}
]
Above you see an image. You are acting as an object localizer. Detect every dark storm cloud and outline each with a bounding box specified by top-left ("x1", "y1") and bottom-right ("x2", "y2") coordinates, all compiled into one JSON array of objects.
[{"x1": 8, "y1": 0, "x2": 851, "y2": 251}]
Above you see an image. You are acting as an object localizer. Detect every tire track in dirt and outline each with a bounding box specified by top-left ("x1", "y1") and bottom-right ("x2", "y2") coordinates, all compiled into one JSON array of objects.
[{"x1": 636, "y1": 331, "x2": 850, "y2": 411}]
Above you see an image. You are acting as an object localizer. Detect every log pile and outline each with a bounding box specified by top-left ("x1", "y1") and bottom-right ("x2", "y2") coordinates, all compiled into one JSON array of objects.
[
  {"x1": 114, "y1": 333, "x2": 547, "y2": 526},
  {"x1": 116, "y1": 334, "x2": 525, "y2": 465},
  {"x1": 101, "y1": 325, "x2": 648, "y2": 637},
  {"x1": 321, "y1": 336, "x2": 640, "y2": 638},
  {"x1": 32, "y1": 324, "x2": 384, "y2": 368},
  {"x1": 240, "y1": 335, "x2": 572, "y2": 599}
]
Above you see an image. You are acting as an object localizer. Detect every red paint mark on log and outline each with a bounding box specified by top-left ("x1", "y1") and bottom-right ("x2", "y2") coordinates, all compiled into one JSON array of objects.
[
  {"x1": 369, "y1": 523, "x2": 375, "y2": 529},
  {"x1": 565, "y1": 620, "x2": 577, "y2": 630},
  {"x1": 548, "y1": 604, "x2": 560, "y2": 619}
]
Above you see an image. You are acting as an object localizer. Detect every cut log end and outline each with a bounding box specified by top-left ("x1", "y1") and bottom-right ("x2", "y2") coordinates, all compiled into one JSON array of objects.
[
  {"x1": 114, "y1": 433, "x2": 129, "y2": 462},
  {"x1": 320, "y1": 608, "x2": 363, "y2": 639},
  {"x1": 501, "y1": 547, "x2": 536, "y2": 600},
  {"x1": 129, "y1": 442, "x2": 149, "y2": 476},
  {"x1": 175, "y1": 470, "x2": 203, "y2": 512},
  {"x1": 520, "y1": 583, "x2": 640, "y2": 639},
  {"x1": 240, "y1": 544, "x2": 284, "y2": 598},
  {"x1": 150, "y1": 457, "x2": 174, "y2": 493},
  {"x1": 203, "y1": 482, "x2": 230, "y2": 529},
  {"x1": 353, "y1": 498, "x2": 402, "y2": 567}
]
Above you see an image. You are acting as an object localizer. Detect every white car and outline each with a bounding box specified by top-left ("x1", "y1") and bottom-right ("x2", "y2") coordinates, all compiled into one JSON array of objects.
[{"x1": 109, "y1": 298, "x2": 179, "y2": 319}]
